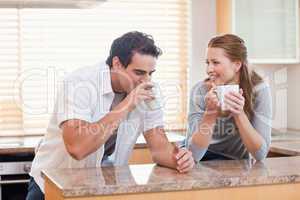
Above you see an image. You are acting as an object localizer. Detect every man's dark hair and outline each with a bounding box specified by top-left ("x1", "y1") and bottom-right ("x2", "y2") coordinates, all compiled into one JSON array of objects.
[{"x1": 106, "y1": 31, "x2": 162, "y2": 68}]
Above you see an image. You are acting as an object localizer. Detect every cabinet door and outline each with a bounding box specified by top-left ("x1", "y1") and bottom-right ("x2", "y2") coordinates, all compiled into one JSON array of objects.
[{"x1": 232, "y1": 0, "x2": 299, "y2": 64}]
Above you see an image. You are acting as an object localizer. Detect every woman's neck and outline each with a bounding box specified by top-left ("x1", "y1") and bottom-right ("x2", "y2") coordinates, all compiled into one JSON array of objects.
[{"x1": 226, "y1": 72, "x2": 240, "y2": 85}]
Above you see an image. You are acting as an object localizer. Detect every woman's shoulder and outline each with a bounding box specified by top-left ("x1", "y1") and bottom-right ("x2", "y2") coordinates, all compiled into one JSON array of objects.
[
  {"x1": 253, "y1": 81, "x2": 271, "y2": 95},
  {"x1": 253, "y1": 81, "x2": 272, "y2": 107},
  {"x1": 191, "y1": 80, "x2": 210, "y2": 96}
]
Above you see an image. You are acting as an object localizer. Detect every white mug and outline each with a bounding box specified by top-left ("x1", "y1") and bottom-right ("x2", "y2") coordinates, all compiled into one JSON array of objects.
[
  {"x1": 216, "y1": 84, "x2": 239, "y2": 111},
  {"x1": 144, "y1": 82, "x2": 163, "y2": 110}
]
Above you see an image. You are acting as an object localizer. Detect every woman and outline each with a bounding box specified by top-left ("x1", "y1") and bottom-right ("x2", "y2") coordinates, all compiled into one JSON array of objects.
[{"x1": 186, "y1": 34, "x2": 272, "y2": 162}]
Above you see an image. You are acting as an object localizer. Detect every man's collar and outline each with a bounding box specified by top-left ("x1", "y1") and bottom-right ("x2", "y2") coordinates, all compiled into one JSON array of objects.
[{"x1": 99, "y1": 63, "x2": 113, "y2": 95}]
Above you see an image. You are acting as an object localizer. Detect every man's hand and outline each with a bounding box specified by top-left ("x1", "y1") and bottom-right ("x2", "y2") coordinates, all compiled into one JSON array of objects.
[
  {"x1": 174, "y1": 146, "x2": 195, "y2": 173},
  {"x1": 124, "y1": 82, "x2": 155, "y2": 110}
]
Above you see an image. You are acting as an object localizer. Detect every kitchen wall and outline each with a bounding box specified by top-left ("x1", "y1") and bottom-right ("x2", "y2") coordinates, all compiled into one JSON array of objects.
[
  {"x1": 252, "y1": 63, "x2": 300, "y2": 131},
  {"x1": 190, "y1": 0, "x2": 216, "y2": 87},
  {"x1": 253, "y1": 64, "x2": 288, "y2": 130},
  {"x1": 287, "y1": 64, "x2": 300, "y2": 129},
  {"x1": 190, "y1": 0, "x2": 300, "y2": 130}
]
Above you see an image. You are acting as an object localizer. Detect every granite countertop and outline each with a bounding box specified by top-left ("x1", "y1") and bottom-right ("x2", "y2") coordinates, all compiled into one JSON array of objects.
[
  {"x1": 42, "y1": 156, "x2": 300, "y2": 197},
  {"x1": 270, "y1": 130, "x2": 300, "y2": 155},
  {"x1": 0, "y1": 132, "x2": 185, "y2": 155},
  {"x1": 0, "y1": 130, "x2": 298, "y2": 155}
]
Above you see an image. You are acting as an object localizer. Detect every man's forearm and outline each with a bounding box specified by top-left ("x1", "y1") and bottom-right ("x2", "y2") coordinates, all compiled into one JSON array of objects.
[
  {"x1": 65, "y1": 97, "x2": 134, "y2": 160},
  {"x1": 151, "y1": 143, "x2": 178, "y2": 169}
]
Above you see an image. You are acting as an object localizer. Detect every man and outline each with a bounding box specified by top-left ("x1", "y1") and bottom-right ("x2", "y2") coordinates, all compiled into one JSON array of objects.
[{"x1": 26, "y1": 31, "x2": 194, "y2": 200}]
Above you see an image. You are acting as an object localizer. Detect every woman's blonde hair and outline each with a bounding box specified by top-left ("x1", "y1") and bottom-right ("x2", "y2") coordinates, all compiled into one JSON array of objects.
[{"x1": 207, "y1": 34, "x2": 263, "y2": 119}]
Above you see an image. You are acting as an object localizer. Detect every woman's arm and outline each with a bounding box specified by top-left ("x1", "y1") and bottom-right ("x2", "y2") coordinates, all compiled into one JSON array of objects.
[
  {"x1": 187, "y1": 82, "x2": 219, "y2": 162},
  {"x1": 191, "y1": 112, "x2": 218, "y2": 148},
  {"x1": 233, "y1": 112, "x2": 268, "y2": 160},
  {"x1": 225, "y1": 84, "x2": 272, "y2": 161},
  {"x1": 189, "y1": 112, "x2": 218, "y2": 161}
]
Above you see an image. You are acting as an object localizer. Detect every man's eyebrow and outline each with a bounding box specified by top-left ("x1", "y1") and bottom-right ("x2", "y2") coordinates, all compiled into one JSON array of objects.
[
  {"x1": 133, "y1": 69, "x2": 146, "y2": 73},
  {"x1": 133, "y1": 69, "x2": 156, "y2": 73}
]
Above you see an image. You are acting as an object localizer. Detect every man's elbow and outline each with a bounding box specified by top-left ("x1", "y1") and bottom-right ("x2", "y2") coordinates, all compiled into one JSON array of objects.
[{"x1": 65, "y1": 144, "x2": 86, "y2": 161}]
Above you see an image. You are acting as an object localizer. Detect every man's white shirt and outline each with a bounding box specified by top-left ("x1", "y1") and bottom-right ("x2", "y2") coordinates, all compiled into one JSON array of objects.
[{"x1": 29, "y1": 62, "x2": 164, "y2": 192}]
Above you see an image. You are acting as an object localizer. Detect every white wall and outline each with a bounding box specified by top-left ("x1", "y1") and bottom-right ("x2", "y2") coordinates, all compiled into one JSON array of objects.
[
  {"x1": 190, "y1": 0, "x2": 300, "y2": 130},
  {"x1": 253, "y1": 63, "x2": 300, "y2": 130},
  {"x1": 252, "y1": 64, "x2": 288, "y2": 130},
  {"x1": 287, "y1": 65, "x2": 300, "y2": 129},
  {"x1": 190, "y1": 0, "x2": 216, "y2": 88}
]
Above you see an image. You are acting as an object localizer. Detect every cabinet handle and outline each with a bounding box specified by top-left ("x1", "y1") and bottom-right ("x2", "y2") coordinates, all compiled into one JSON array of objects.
[{"x1": 0, "y1": 179, "x2": 30, "y2": 185}]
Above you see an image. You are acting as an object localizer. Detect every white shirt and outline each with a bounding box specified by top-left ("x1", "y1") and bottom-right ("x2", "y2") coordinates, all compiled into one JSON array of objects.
[{"x1": 29, "y1": 62, "x2": 164, "y2": 192}]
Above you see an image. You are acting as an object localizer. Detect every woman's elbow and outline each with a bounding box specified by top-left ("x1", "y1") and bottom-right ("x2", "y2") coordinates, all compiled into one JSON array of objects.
[
  {"x1": 188, "y1": 143, "x2": 207, "y2": 163},
  {"x1": 252, "y1": 144, "x2": 269, "y2": 161},
  {"x1": 253, "y1": 151, "x2": 268, "y2": 161}
]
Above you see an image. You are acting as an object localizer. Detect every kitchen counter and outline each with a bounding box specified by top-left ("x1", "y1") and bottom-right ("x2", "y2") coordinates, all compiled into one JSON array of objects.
[
  {"x1": 1, "y1": 130, "x2": 299, "y2": 157},
  {"x1": 271, "y1": 129, "x2": 300, "y2": 142},
  {"x1": 0, "y1": 132, "x2": 185, "y2": 155},
  {"x1": 0, "y1": 136, "x2": 42, "y2": 155},
  {"x1": 270, "y1": 130, "x2": 300, "y2": 156},
  {"x1": 43, "y1": 156, "x2": 300, "y2": 200},
  {"x1": 270, "y1": 141, "x2": 300, "y2": 156}
]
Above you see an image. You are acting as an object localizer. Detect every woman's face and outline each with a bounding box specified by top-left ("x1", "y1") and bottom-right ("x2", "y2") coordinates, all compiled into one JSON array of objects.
[{"x1": 205, "y1": 47, "x2": 241, "y2": 85}]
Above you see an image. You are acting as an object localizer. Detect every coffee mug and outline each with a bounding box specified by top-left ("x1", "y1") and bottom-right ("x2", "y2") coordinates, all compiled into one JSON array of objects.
[
  {"x1": 216, "y1": 84, "x2": 239, "y2": 112},
  {"x1": 145, "y1": 82, "x2": 163, "y2": 110}
]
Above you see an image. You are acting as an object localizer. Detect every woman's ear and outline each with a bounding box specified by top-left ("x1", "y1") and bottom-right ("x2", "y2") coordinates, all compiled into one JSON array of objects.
[{"x1": 234, "y1": 61, "x2": 242, "y2": 73}]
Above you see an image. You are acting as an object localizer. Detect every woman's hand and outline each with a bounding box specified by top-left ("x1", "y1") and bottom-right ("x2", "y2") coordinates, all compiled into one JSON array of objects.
[
  {"x1": 204, "y1": 83, "x2": 220, "y2": 115},
  {"x1": 224, "y1": 89, "x2": 245, "y2": 116}
]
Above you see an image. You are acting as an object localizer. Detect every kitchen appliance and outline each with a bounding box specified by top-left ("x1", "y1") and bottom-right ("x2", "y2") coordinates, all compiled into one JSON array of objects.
[{"x1": 0, "y1": 153, "x2": 33, "y2": 200}]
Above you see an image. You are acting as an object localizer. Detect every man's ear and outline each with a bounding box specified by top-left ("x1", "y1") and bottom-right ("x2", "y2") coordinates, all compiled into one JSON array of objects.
[
  {"x1": 234, "y1": 61, "x2": 242, "y2": 73},
  {"x1": 112, "y1": 56, "x2": 123, "y2": 70}
]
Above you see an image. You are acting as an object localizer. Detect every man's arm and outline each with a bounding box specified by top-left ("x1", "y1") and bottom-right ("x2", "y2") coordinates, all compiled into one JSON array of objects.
[
  {"x1": 62, "y1": 82, "x2": 154, "y2": 160},
  {"x1": 62, "y1": 96, "x2": 132, "y2": 160},
  {"x1": 144, "y1": 127, "x2": 194, "y2": 173}
]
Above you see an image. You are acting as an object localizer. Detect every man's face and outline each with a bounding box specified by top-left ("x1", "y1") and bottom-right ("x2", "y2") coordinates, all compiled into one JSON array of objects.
[{"x1": 118, "y1": 53, "x2": 157, "y2": 93}]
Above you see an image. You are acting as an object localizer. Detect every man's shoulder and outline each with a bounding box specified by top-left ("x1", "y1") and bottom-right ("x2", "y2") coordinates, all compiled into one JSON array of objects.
[{"x1": 64, "y1": 62, "x2": 108, "y2": 82}]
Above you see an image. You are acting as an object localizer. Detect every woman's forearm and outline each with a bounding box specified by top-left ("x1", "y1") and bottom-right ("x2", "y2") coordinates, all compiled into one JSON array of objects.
[
  {"x1": 234, "y1": 112, "x2": 267, "y2": 159},
  {"x1": 191, "y1": 112, "x2": 218, "y2": 149}
]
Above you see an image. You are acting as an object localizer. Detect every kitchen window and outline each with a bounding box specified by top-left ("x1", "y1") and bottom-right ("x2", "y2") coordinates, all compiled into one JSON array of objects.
[{"x1": 0, "y1": 0, "x2": 191, "y2": 136}]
